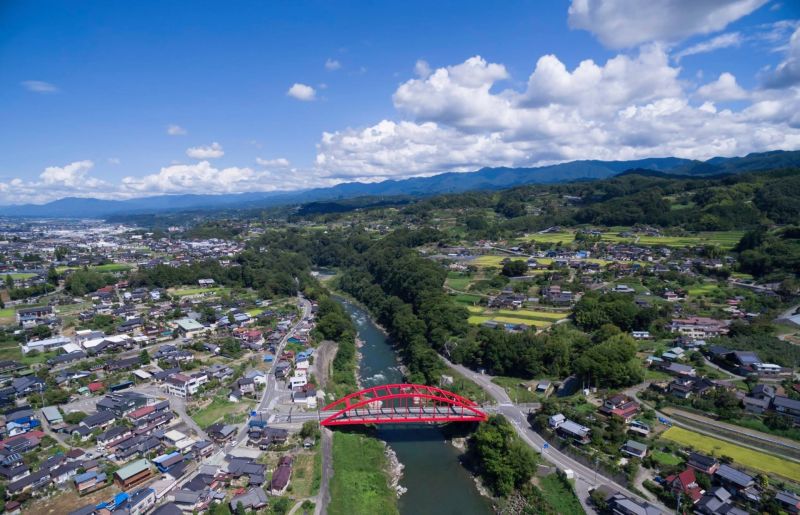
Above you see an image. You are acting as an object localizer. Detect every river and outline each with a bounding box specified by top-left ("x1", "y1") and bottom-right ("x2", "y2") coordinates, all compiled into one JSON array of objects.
[{"x1": 336, "y1": 297, "x2": 493, "y2": 515}]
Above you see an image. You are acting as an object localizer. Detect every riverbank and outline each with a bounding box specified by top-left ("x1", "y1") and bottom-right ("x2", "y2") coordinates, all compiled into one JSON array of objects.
[{"x1": 328, "y1": 431, "x2": 400, "y2": 515}]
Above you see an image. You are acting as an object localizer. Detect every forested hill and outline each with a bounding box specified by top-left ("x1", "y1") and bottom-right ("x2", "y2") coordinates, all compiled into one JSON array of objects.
[{"x1": 5, "y1": 149, "x2": 800, "y2": 218}]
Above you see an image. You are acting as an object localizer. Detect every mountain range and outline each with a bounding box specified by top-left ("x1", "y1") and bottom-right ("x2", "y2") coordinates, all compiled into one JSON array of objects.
[{"x1": 1, "y1": 150, "x2": 798, "y2": 218}]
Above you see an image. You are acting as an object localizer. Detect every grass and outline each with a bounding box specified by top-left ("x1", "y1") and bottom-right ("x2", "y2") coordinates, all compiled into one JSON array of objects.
[
  {"x1": 328, "y1": 432, "x2": 398, "y2": 515},
  {"x1": 652, "y1": 451, "x2": 683, "y2": 466},
  {"x1": 687, "y1": 282, "x2": 721, "y2": 296},
  {"x1": 522, "y1": 232, "x2": 576, "y2": 244},
  {"x1": 537, "y1": 473, "x2": 584, "y2": 515},
  {"x1": 289, "y1": 451, "x2": 318, "y2": 498},
  {"x1": 1, "y1": 273, "x2": 37, "y2": 280},
  {"x1": 467, "y1": 315, "x2": 492, "y2": 325},
  {"x1": 453, "y1": 294, "x2": 482, "y2": 306},
  {"x1": 491, "y1": 376, "x2": 540, "y2": 403},
  {"x1": 446, "y1": 272, "x2": 472, "y2": 291},
  {"x1": 662, "y1": 426, "x2": 800, "y2": 481},
  {"x1": 0, "y1": 308, "x2": 14, "y2": 320},
  {"x1": 491, "y1": 316, "x2": 551, "y2": 327},
  {"x1": 464, "y1": 305, "x2": 568, "y2": 328},
  {"x1": 191, "y1": 396, "x2": 250, "y2": 428},
  {"x1": 56, "y1": 263, "x2": 132, "y2": 273},
  {"x1": 170, "y1": 286, "x2": 227, "y2": 297},
  {"x1": 246, "y1": 308, "x2": 264, "y2": 316}
]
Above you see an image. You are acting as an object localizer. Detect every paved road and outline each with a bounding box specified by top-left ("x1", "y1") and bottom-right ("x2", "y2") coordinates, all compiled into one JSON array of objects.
[
  {"x1": 444, "y1": 358, "x2": 672, "y2": 515},
  {"x1": 315, "y1": 427, "x2": 333, "y2": 515}
]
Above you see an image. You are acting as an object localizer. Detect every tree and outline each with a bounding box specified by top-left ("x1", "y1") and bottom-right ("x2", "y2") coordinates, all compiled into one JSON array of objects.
[
  {"x1": 574, "y1": 334, "x2": 644, "y2": 388},
  {"x1": 4, "y1": 275, "x2": 13, "y2": 290},
  {"x1": 235, "y1": 501, "x2": 246, "y2": 515},
  {"x1": 300, "y1": 420, "x2": 321, "y2": 441},
  {"x1": 139, "y1": 349, "x2": 151, "y2": 365},
  {"x1": 470, "y1": 415, "x2": 538, "y2": 496},
  {"x1": 64, "y1": 411, "x2": 88, "y2": 425},
  {"x1": 501, "y1": 260, "x2": 528, "y2": 277}
]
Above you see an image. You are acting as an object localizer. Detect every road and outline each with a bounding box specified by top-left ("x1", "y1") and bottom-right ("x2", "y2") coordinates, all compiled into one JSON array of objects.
[
  {"x1": 443, "y1": 358, "x2": 672, "y2": 515},
  {"x1": 315, "y1": 427, "x2": 333, "y2": 515}
]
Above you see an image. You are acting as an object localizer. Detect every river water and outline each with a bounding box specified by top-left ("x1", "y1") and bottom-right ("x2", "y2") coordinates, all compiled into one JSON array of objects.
[{"x1": 336, "y1": 297, "x2": 493, "y2": 515}]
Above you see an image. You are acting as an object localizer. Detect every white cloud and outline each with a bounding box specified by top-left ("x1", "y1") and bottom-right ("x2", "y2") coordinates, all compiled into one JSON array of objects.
[
  {"x1": 762, "y1": 26, "x2": 800, "y2": 88},
  {"x1": 256, "y1": 157, "x2": 291, "y2": 167},
  {"x1": 696, "y1": 72, "x2": 750, "y2": 100},
  {"x1": 287, "y1": 83, "x2": 317, "y2": 101},
  {"x1": 414, "y1": 59, "x2": 432, "y2": 78},
  {"x1": 325, "y1": 58, "x2": 341, "y2": 71},
  {"x1": 167, "y1": 124, "x2": 187, "y2": 136},
  {"x1": 674, "y1": 32, "x2": 742, "y2": 61},
  {"x1": 568, "y1": 0, "x2": 768, "y2": 48},
  {"x1": 107, "y1": 157, "x2": 121, "y2": 165},
  {"x1": 21, "y1": 80, "x2": 58, "y2": 93},
  {"x1": 120, "y1": 161, "x2": 332, "y2": 196},
  {"x1": 186, "y1": 142, "x2": 224, "y2": 159},
  {"x1": 0, "y1": 160, "x2": 116, "y2": 204},
  {"x1": 315, "y1": 52, "x2": 800, "y2": 180}
]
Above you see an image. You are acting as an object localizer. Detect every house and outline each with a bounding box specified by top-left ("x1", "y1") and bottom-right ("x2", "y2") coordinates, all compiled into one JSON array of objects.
[
  {"x1": 664, "y1": 469, "x2": 704, "y2": 504},
  {"x1": 270, "y1": 455, "x2": 293, "y2": 495},
  {"x1": 80, "y1": 410, "x2": 116, "y2": 431},
  {"x1": 96, "y1": 391, "x2": 148, "y2": 417},
  {"x1": 599, "y1": 395, "x2": 640, "y2": 423},
  {"x1": 124, "y1": 487, "x2": 157, "y2": 515},
  {"x1": 714, "y1": 464, "x2": 754, "y2": 491},
  {"x1": 668, "y1": 377, "x2": 715, "y2": 399},
  {"x1": 114, "y1": 458, "x2": 152, "y2": 488},
  {"x1": 696, "y1": 487, "x2": 747, "y2": 515},
  {"x1": 775, "y1": 490, "x2": 800, "y2": 514},
  {"x1": 207, "y1": 423, "x2": 237, "y2": 443},
  {"x1": 11, "y1": 376, "x2": 45, "y2": 397},
  {"x1": 535, "y1": 380, "x2": 553, "y2": 397},
  {"x1": 620, "y1": 440, "x2": 648, "y2": 459},
  {"x1": 229, "y1": 487, "x2": 269, "y2": 512},
  {"x1": 152, "y1": 451, "x2": 184, "y2": 473},
  {"x1": 74, "y1": 470, "x2": 108, "y2": 494},
  {"x1": 174, "y1": 318, "x2": 207, "y2": 339},
  {"x1": 605, "y1": 491, "x2": 664, "y2": 515},
  {"x1": 662, "y1": 362, "x2": 696, "y2": 377},
  {"x1": 96, "y1": 426, "x2": 132, "y2": 449},
  {"x1": 41, "y1": 406, "x2": 63, "y2": 426},
  {"x1": 742, "y1": 395, "x2": 771, "y2": 415},
  {"x1": 552, "y1": 417, "x2": 591, "y2": 444},
  {"x1": 773, "y1": 395, "x2": 800, "y2": 422},
  {"x1": 7, "y1": 469, "x2": 50, "y2": 495},
  {"x1": 50, "y1": 461, "x2": 81, "y2": 484},
  {"x1": 669, "y1": 317, "x2": 729, "y2": 341},
  {"x1": 164, "y1": 372, "x2": 208, "y2": 398}
]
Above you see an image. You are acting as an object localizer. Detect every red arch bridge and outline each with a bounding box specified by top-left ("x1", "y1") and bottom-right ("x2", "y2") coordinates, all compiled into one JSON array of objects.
[{"x1": 319, "y1": 383, "x2": 488, "y2": 426}]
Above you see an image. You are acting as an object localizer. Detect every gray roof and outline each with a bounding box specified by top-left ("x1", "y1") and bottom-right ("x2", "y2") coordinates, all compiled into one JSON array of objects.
[
  {"x1": 623, "y1": 440, "x2": 648, "y2": 452},
  {"x1": 715, "y1": 464, "x2": 753, "y2": 487}
]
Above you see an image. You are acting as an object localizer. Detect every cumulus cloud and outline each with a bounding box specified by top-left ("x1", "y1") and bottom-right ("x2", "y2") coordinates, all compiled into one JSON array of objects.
[
  {"x1": 325, "y1": 58, "x2": 341, "y2": 71},
  {"x1": 674, "y1": 32, "x2": 743, "y2": 61},
  {"x1": 256, "y1": 157, "x2": 291, "y2": 167},
  {"x1": 696, "y1": 72, "x2": 750, "y2": 100},
  {"x1": 567, "y1": 0, "x2": 768, "y2": 48},
  {"x1": 186, "y1": 142, "x2": 224, "y2": 159},
  {"x1": 315, "y1": 52, "x2": 800, "y2": 180},
  {"x1": 167, "y1": 124, "x2": 187, "y2": 136},
  {"x1": 762, "y1": 26, "x2": 800, "y2": 88},
  {"x1": 0, "y1": 160, "x2": 116, "y2": 204},
  {"x1": 21, "y1": 80, "x2": 58, "y2": 93},
  {"x1": 287, "y1": 83, "x2": 317, "y2": 101}
]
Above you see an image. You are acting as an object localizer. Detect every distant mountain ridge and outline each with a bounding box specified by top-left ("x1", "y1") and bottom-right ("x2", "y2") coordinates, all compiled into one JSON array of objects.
[{"x1": 1, "y1": 150, "x2": 798, "y2": 218}]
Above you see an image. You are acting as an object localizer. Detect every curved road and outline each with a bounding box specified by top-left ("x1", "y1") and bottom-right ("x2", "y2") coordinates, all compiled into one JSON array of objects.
[{"x1": 443, "y1": 358, "x2": 672, "y2": 515}]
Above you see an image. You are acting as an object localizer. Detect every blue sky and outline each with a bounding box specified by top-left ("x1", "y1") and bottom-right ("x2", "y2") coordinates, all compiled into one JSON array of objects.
[{"x1": 1, "y1": 0, "x2": 799, "y2": 203}]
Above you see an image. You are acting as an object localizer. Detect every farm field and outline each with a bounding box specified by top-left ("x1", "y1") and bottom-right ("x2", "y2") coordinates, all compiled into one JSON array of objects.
[
  {"x1": 473, "y1": 255, "x2": 554, "y2": 267},
  {"x1": 1, "y1": 272, "x2": 37, "y2": 280},
  {"x1": 662, "y1": 426, "x2": 800, "y2": 480},
  {"x1": 191, "y1": 396, "x2": 254, "y2": 428},
  {"x1": 56, "y1": 263, "x2": 133, "y2": 273},
  {"x1": 169, "y1": 286, "x2": 228, "y2": 297},
  {"x1": 465, "y1": 306, "x2": 569, "y2": 328},
  {"x1": 445, "y1": 272, "x2": 472, "y2": 291},
  {"x1": 519, "y1": 229, "x2": 744, "y2": 249},
  {"x1": 687, "y1": 282, "x2": 721, "y2": 296},
  {"x1": 521, "y1": 232, "x2": 576, "y2": 244}
]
